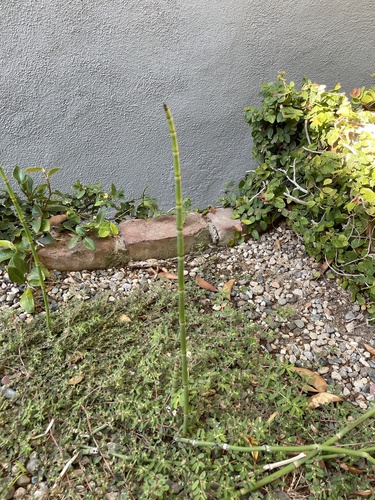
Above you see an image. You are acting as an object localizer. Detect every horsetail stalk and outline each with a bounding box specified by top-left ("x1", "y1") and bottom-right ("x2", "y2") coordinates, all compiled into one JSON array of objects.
[
  {"x1": 0, "y1": 166, "x2": 51, "y2": 330},
  {"x1": 176, "y1": 405, "x2": 375, "y2": 493},
  {"x1": 163, "y1": 104, "x2": 189, "y2": 437}
]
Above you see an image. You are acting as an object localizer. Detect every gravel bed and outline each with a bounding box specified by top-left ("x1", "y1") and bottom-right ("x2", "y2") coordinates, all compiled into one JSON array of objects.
[
  {"x1": 1, "y1": 222, "x2": 375, "y2": 499},
  {"x1": 1, "y1": 223, "x2": 374, "y2": 416}
]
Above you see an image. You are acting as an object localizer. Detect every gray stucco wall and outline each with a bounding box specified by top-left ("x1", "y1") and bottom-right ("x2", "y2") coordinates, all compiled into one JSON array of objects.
[{"x1": 0, "y1": 1, "x2": 374, "y2": 209}]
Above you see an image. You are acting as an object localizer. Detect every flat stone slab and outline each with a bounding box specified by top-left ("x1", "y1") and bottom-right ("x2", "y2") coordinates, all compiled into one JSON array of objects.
[
  {"x1": 205, "y1": 207, "x2": 240, "y2": 245},
  {"x1": 119, "y1": 213, "x2": 210, "y2": 260},
  {"x1": 38, "y1": 233, "x2": 129, "y2": 271}
]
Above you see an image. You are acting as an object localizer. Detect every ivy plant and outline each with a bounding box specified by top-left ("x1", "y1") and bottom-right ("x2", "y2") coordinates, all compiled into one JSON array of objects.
[
  {"x1": 222, "y1": 72, "x2": 375, "y2": 317},
  {"x1": 0, "y1": 166, "x2": 158, "y2": 312}
]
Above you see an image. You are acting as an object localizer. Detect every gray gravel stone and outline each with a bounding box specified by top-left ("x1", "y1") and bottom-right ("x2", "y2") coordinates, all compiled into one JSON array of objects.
[{"x1": 294, "y1": 319, "x2": 305, "y2": 329}]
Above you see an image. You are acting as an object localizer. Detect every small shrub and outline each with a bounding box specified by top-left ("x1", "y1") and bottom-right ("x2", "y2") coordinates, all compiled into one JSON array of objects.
[
  {"x1": 0, "y1": 165, "x2": 158, "y2": 312},
  {"x1": 222, "y1": 72, "x2": 375, "y2": 317}
]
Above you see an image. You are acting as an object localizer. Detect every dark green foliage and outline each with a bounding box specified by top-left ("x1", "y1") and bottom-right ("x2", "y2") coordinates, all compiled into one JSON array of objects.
[
  {"x1": 0, "y1": 166, "x2": 158, "y2": 311},
  {"x1": 222, "y1": 73, "x2": 375, "y2": 317}
]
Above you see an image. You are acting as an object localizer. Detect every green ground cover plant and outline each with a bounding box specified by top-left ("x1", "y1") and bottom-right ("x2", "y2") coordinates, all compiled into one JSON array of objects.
[
  {"x1": 222, "y1": 72, "x2": 375, "y2": 318},
  {"x1": 0, "y1": 166, "x2": 158, "y2": 314},
  {"x1": 1, "y1": 284, "x2": 374, "y2": 499}
]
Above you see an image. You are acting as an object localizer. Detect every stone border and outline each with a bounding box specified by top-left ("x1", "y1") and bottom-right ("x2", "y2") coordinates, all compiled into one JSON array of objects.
[{"x1": 37, "y1": 208, "x2": 239, "y2": 272}]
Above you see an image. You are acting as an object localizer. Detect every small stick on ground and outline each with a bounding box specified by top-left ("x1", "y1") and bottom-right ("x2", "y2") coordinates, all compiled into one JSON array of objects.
[{"x1": 81, "y1": 405, "x2": 115, "y2": 477}]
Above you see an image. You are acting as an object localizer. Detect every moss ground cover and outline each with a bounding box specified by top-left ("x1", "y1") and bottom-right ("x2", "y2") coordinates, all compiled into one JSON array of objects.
[{"x1": 1, "y1": 282, "x2": 374, "y2": 499}]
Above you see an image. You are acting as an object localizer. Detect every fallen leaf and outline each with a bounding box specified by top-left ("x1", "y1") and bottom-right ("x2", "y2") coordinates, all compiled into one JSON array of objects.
[
  {"x1": 147, "y1": 266, "x2": 159, "y2": 276},
  {"x1": 267, "y1": 411, "x2": 279, "y2": 424},
  {"x1": 195, "y1": 276, "x2": 218, "y2": 292},
  {"x1": 291, "y1": 367, "x2": 327, "y2": 393},
  {"x1": 222, "y1": 279, "x2": 236, "y2": 300},
  {"x1": 363, "y1": 343, "x2": 375, "y2": 356},
  {"x1": 49, "y1": 213, "x2": 67, "y2": 226},
  {"x1": 275, "y1": 239, "x2": 282, "y2": 251},
  {"x1": 308, "y1": 392, "x2": 343, "y2": 409},
  {"x1": 119, "y1": 314, "x2": 131, "y2": 323},
  {"x1": 350, "y1": 88, "x2": 362, "y2": 98},
  {"x1": 339, "y1": 462, "x2": 365, "y2": 474},
  {"x1": 349, "y1": 490, "x2": 374, "y2": 498},
  {"x1": 158, "y1": 271, "x2": 178, "y2": 280},
  {"x1": 68, "y1": 375, "x2": 84, "y2": 385},
  {"x1": 321, "y1": 259, "x2": 334, "y2": 274},
  {"x1": 244, "y1": 435, "x2": 258, "y2": 463},
  {"x1": 310, "y1": 424, "x2": 319, "y2": 434}
]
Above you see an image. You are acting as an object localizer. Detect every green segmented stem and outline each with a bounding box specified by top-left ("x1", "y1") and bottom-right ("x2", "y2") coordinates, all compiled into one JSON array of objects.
[
  {"x1": 176, "y1": 405, "x2": 375, "y2": 493},
  {"x1": 163, "y1": 104, "x2": 189, "y2": 437},
  {"x1": 0, "y1": 166, "x2": 51, "y2": 330}
]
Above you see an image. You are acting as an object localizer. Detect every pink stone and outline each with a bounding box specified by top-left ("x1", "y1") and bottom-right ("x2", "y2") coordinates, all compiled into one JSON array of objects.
[
  {"x1": 119, "y1": 213, "x2": 210, "y2": 261},
  {"x1": 38, "y1": 233, "x2": 129, "y2": 271}
]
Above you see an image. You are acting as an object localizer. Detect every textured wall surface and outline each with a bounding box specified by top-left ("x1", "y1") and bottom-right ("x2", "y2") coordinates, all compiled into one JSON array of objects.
[{"x1": 0, "y1": 1, "x2": 373, "y2": 209}]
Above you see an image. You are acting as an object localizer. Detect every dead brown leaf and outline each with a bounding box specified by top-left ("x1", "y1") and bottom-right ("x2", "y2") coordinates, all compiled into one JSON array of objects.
[
  {"x1": 291, "y1": 367, "x2": 327, "y2": 393},
  {"x1": 49, "y1": 213, "x2": 67, "y2": 226},
  {"x1": 321, "y1": 259, "x2": 334, "y2": 274},
  {"x1": 222, "y1": 279, "x2": 236, "y2": 300},
  {"x1": 363, "y1": 343, "x2": 375, "y2": 356},
  {"x1": 349, "y1": 490, "x2": 374, "y2": 498},
  {"x1": 68, "y1": 375, "x2": 84, "y2": 385},
  {"x1": 339, "y1": 462, "x2": 365, "y2": 474},
  {"x1": 308, "y1": 392, "x2": 343, "y2": 409},
  {"x1": 244, "y1": 435, "x2": 259, "y2": 463},
  {"x1": 267, "y1": 411, "x2": 279, "y2": 424},
  {"x1": 158, "y1": 271, "x2": 178, "y2": 280},
  {"x1": 275, "y1": 239, "x2": 282, "y2": 251},
  {"x1": 119, "y1": 314, "x2": 131, "y2": 323},
  {"x1": 310, "y1": 424, "x2": 319, "y2": 434},
  {"x1": 195, "y1": 276, "x2": 218, "y2": 292}
]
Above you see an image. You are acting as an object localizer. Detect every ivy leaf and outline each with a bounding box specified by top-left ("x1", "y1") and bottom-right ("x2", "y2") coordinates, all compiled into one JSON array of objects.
[
  {"x1": 12, "y1": 166, "x2": 25, "y2": 184},
  {"x1": 6, "y1": 266, "x2": 27, "y2": 284},
  {"x1": 360, "y1": 188, "x2": 375, "y2": 204},
  {"x1": 98, "y1": 224, "x2": 111, "y2": 238},
  {"x1": 46, "y1": 167, "x2": 60, "y2": 178},
  {"x1": 20, "y1": 287, "x2": 35, "y2": 313},
  {"x1": 83, "y1": 237, "x2": 96, "y2": 251},
  {"x1": 0, "y1": 240, "x2": 17, "y2": 250},
  {"x1": 25, "y1": 166, "x2": 45, "y2": 173},
  {"x1": 68, "y1": 234, "x2": 80, "y2": 249}
]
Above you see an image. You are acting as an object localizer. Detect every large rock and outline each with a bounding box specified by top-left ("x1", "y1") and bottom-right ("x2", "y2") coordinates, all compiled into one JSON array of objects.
[
  {"x1": 205, "y1": 207, "x2": 240, "y2": 245},
  {"x1": 119, "y1": 213, "x2": 210, "y2": 260},
  {"x1": 38, "y1": 233, "x2": 129, "y2": 271}
]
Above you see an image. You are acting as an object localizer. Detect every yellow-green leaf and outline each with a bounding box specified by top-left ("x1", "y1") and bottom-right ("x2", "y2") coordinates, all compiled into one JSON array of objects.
[{"x1": 20, "y1": 287, "x2": 35, "y2": 313}]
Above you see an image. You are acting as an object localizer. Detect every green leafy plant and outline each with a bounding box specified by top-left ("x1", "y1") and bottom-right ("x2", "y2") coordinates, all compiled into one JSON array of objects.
[
  {"x1": 0, "y1": 166, "x2": 51, "y2": 327},
  {"x1": 222, "y1": 72, "x2": 375, "y2": 317},
  {"x1": 350, "y1": 74, "x2": 375, "y2": 110},
  {"x1": 0, "y1": 166, "x2": 158, "y2": 312}
]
